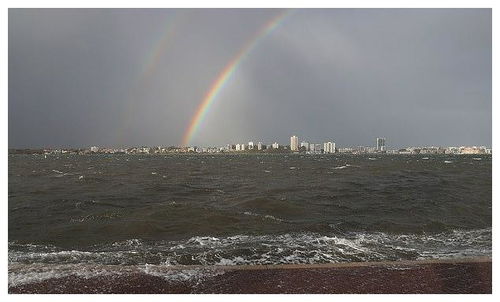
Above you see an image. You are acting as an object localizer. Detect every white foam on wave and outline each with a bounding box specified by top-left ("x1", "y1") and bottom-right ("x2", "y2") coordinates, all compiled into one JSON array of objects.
[
  {"x1": 139, "y1": 265, "x2": 225, "y2": 285},
  {"x1": 112, "y1": 238, "x2": 143, "y2": 247},
  {"x1": 10, "y1": 249, "x2": 107, "y2": 264},
  {"x1": 186, "y1": 236, "x2": 221, "y2": 246},
  {"x1": 9, "y1": 228, "x2": 491, "y2": 271},
  {"x1": 185, "y1": 229, "x2": 488, "y2": 264},
  {"x1": 8, "y1": 263, "x2": 225, "y2": 288},
  {"x1": 332, "y1": 164, "x2": 360, "y2": 170},
  {"x1": 215, "y1": 256, "x2": 247, "y2": 266},
  {"x1": 332, "y1": 165, "x2": 348, "y2": 170},
  {"x1": 243, "y1": 211, "x2": 284, "y2": 222},
  {"x1": 8, "y1": 263, "x2": 122, "y2": 287}
]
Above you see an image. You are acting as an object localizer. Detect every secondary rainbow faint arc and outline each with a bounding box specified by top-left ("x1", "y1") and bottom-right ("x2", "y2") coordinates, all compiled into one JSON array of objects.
[
  {"x1": 181, "y1": 9, "x2": 294, "y2": 146},
  {"x1": 116, "y1": 12, "x2": 183, "y2": 145},
  {"x1": 139, "y1": 12, "x2": 183, "y2": 81}
]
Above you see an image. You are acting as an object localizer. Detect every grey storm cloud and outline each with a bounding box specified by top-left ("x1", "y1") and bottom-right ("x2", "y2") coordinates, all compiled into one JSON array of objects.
[{"x1": 9, "y1": 8, "x2": 491, "y2": 148}]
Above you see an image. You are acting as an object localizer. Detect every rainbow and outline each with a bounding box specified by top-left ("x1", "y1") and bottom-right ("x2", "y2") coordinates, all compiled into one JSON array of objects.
[
  {"x1": 181, "y1": 9, "x2": 293, "y2": 146},
  {"x1": 139, "y1": 12, "x2": 184, "y2": 81},
  {"x1": 116, "y1": 12, "x2": 184, "y2": 146}
]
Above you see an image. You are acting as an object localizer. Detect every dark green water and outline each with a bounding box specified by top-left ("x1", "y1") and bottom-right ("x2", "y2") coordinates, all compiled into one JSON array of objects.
[{"x1": 8, "y1": 154, "x2": 491, "y2": 286}]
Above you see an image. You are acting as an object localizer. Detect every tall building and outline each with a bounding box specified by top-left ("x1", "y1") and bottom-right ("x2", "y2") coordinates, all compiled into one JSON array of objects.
[
  {"x1": 300, "y1": 141, "x2": 309, "y2": 150},
  {"x1": 248, "y1": 142, "x2": 254, "y2": 150},
  {"x1": 257, "y1": 142, "x2": 263, "y2": 150},
  {"x1": 376, "y1": 138, "x2": 386, "y2": 152},
  {"x1": 235, "y1": 144, "x2": 241, "y2": 151},
  {"x1": 290, "y1": 135, "x2": 299, "y2": 151},
  {"x1": 324, "y1": 141, "x2": 336, "y2": 154},
  {"x1": 272, "y1": 142, "x2": 279, "y2": 149}
]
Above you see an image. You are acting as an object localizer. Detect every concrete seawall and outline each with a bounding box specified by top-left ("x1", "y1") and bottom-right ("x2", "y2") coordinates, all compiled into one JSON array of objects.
[{"x1": 9, "y1": 257, "x2": 492, "y2": 294}]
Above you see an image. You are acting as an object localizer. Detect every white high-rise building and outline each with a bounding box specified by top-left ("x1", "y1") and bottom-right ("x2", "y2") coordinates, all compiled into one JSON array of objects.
[
  {"x1": 324, "y1": 142, "x2": 336, "y2": 154},
  {"x1": 235, "y1": 144, "x2": 241, "y2": 151},
  {"x1": 241, "y1": 143, "x2": 245, "y2": 151},
  {"x1": 248, "y1": 142, "x2": 254, "y2": 150},
  {"x1": 272, "y1": 142, "x2": 279, "y2": 149},
  {"x1": 376, "y1": 138, "x2": 386, "y2": 152},
  {"x1": 257, "y1": 142, "x2": 263, "y2": 150},
  {"x1": 301, "y1": 141, "x2": 309, "y2": 150},
  {"x1": 290, "y1": 135, "x2": 299, "y2": 151}
]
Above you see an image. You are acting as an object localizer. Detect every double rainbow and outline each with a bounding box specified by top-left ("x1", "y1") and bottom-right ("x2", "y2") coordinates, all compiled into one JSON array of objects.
[{"x1": 181, "y1": 9, "x2": 293, "y2": 146}]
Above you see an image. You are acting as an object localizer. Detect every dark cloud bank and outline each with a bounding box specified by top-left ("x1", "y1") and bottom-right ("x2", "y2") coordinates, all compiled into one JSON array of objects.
[{"x1": 9, "y1": 8, "x2": 491, "y2": 148}]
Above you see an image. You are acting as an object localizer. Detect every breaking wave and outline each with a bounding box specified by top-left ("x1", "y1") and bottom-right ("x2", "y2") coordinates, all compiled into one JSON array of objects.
[
  {"x1": 8, "y1": 228, "x2": 491, "y2": 287},
  {"x1": 8, "y1": 263, "x2": 225, "y2": 288},
  {"x1": 9, "y1": 228, "x2": 491, "y2": 267}
]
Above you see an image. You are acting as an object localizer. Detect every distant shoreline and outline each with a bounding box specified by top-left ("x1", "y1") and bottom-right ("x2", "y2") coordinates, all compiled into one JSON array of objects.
[{"x1": 8, "y1": 150, "x2": 493, "y2": 156}]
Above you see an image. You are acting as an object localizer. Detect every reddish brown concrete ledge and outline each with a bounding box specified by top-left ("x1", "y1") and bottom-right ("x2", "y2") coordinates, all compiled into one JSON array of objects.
[{"x1": 9, "y1": 257, "x2": 492, "y2": 294}]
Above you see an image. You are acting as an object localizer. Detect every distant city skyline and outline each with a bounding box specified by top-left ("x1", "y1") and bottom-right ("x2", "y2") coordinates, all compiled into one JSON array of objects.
[
  {"x1": 11, "y1": 139, "x2": 490, "y2": 156},
  {"x1": 9, "y1": 133, "x2": 493, "y2": 153},
  {"x1": 9, "y1": 9, "x2": 491, "y2": 148}
]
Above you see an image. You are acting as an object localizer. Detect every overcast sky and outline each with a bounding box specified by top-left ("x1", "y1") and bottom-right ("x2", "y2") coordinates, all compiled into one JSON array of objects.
[{"x1": 9, "y1": 8, "x2": 491, "y2": 148}]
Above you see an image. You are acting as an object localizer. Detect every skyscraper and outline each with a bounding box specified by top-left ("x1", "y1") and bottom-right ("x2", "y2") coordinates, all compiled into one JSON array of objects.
[
  {"x1": 376, "y1": 138, "x2": 386, "y2": 152},
  {"x1": 290, "y1": 135, "x2": 299, "y2": 151},
  {"x1": 257, "y1": 142, "x2": 263, "y2": 150},
  {"x1": 324, "y1": 141, "x2": 336, "y2": 153}
]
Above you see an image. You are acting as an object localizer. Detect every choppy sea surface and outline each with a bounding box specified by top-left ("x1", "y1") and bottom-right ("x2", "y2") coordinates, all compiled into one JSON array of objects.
[{"x1": 8, "y1": 154, "x2": 491, "y2": 287}]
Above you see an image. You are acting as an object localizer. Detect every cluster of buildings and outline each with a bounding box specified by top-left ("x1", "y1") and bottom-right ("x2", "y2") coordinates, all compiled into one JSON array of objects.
[
  {"x1": 290, "y1": 135, "x2": 336, "y2": 154},
  {"x1": 220, "y1": 136, "x2": 338, "y2": 154},
  {"x1": 224, "y1": 136, "x2": 384, "y2": 155},
  {"x1": 395, "y1": 146, "x2": 491, "y2": 155},
  {"x1": 16, "y1": 135, "x2": 489, "y2": 155}
]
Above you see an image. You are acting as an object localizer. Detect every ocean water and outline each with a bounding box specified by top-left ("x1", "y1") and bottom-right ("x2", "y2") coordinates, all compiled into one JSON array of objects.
[{"x1": 8, "y1": 154, "x2": 492, "y2": 287}]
